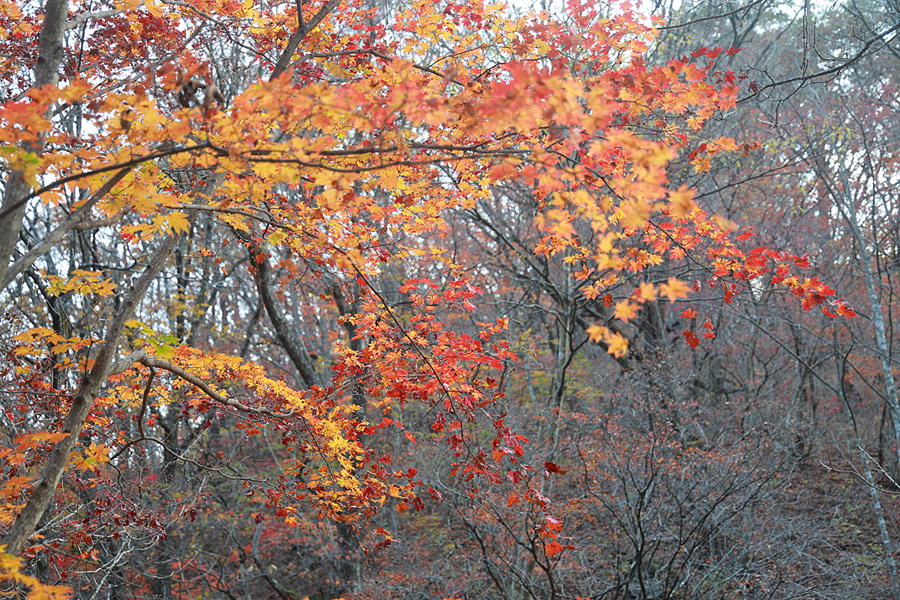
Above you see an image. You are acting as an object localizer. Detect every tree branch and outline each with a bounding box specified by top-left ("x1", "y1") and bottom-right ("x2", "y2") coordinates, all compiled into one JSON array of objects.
[
  {"x1": 656, "y1": 0, "x2": 769, "y2": 31},
  {"x1": 65, "y1": 8, "x2": 123, "y2": 30},
  {"x1": 140, "y1": 357, "x2": 295, "y2": 419},
  {"x1": 231, "y1": 227, "x2": 322, "y2": 389},
  {"x1": 1, "y1": 175, "x2": 219, "y2": 557},
  {"x1": 0, "y1": 144, "x2": 212, "y2": 223},
  {"x1": 0, "y1": 0, "x2": 70, "y2": 288},
  {"x1": 1, "y1": 167, "x2": 132, "y2": 291},
  {"x1": 271, "y1": 0, "x2": 342, "y2": 79},
  {"x1": 739, "y1": 21, "x2": 900, "y2": 103}
]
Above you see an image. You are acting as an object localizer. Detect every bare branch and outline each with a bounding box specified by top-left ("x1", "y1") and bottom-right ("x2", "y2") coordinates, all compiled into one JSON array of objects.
[
  {"x1": 107, "y1": 349, "x2": 151, "y2": 378},
  {"x1": 740, "y1": 21, "x2": 900, "y2": 103},
  {"x1": 657, "y1": 0, "x2": 769, "y2": 32},
  {"x1": 65, "y1": 8, "x2": 123, "y2": 30}
]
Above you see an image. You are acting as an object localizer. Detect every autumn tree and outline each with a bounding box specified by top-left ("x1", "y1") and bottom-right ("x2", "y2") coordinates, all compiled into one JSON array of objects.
[{"x1": 0, "y1": 0, "x2": 862, "y2": 597}]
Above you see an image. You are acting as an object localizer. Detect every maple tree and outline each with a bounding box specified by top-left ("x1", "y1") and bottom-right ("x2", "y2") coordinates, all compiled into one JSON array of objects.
[{"x1": 0, "y1": 0, "x2": 869, "y2": 596}]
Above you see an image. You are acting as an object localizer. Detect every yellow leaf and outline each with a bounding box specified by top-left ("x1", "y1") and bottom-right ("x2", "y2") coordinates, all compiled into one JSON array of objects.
[
  {"x1": 659, "y1": 277, "x2": 690, "y2": 302},
  {"x1": 268, "y1": 230, "x2": 287, "y2": 246},
  {"x1": 668, "y1": 185, "x2": 696, "y2": 219},
  {"x1": 0, "y1": 550, "x2": 72, "y2": 599},
  {"x1": 606, "y1": 332, "x2": 629, "y2": 358},
  {"x1": 0, "y1": 0, "x2": 21, "y2": 20},
  {"x1": 586, "y1": 324, "x2": 608, "y2": 343},
  {"x1": 586, "y1": 325, "x2": 628, "y2": 358},
  {"x1": 712, "y1": 215, "x2": 737, "y2": 232},
  {"x1": 46, "y1": 270, "x2": 116, "y2": 297},
  {"x1": 72, "y1": 443, "x2": 110, "y2": 472},
  {"x1": 636, "y1": 282, "x2": 656, "y2": 302},
  {"x1": 59, "y1": 79, "x2": 93, "y2": 104},
  {"x1": 221, "y1": 212, "x2": 250, "y2": 233},
  {"x1": 145, "y1": 0, "x2": 163, "y2": 16},
  {"x1": 165, "y1": 211, "x2": 191, "y2": 234},
  {"x1": 710, "y1": 137, "x2": 739, "y2": 152},
  {"x1": 619, "y1": 199, "x2": 651, "y2": 228},
  {"x1": 693, "y1": 157, "x2": 711, "y2": 173},
  {"x1": 614, "y1": 300, "x2": 638, "y2": 322}
]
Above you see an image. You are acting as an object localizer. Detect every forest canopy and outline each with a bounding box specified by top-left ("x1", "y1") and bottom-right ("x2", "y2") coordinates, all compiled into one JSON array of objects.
[{"x1": 1, "y1": 0, "x2": 899, "y2": 598}]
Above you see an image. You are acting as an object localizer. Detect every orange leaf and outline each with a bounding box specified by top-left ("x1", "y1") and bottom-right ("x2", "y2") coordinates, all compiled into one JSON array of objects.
[
  {"x1": 659, "y1": 277, "x2": 691, "y2": 302},
  {"x1": 635, "y1": 282, "x2": 656, "y2": 302},
  {"x1": 668, "y1": 185, "x2": 696, "y2": 218},
  {"x1": 614, "y1": 300, "x2": 638, "y2": 322}
]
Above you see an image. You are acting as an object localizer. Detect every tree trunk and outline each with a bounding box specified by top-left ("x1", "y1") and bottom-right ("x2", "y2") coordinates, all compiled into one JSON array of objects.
[
  {"x1": 0, "y1": 0, "x2": 69, "y2": 286},
  {"x1": 2, "y1": 183, "x2": 216, "y2": 556}
]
